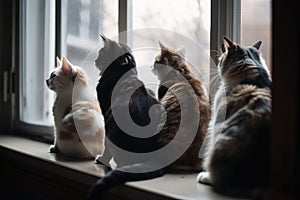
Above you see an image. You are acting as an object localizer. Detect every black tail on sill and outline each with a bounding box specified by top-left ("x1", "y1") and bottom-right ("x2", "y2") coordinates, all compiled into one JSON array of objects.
[{"x1": 88, "y1": 163, "x2": 166, "y2": 200}]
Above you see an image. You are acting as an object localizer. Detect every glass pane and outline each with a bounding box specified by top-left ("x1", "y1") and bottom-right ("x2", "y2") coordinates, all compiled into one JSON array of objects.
[
  {"x1": 241, "y1": 0, "x2": 272, "y2": 71},
  {"x1": 130, "y1": 0, "x2": 210, "y2": 44},
  {"x1": 128, "y1": 0, "x2": 211, "y2": 95},
  {"x1": 60, "y1": 0, "x2": 118, "y2": 90},
  {"x1": 20, "y1": 0, "x2": 55, "y2": 125}
]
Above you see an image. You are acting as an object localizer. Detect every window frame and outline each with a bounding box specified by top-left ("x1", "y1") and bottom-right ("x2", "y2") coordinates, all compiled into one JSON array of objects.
[
  {"x1": 13, "y1": 0, "x2": 55, "y2": 142},
  {"x1": 210, "y1": 0, "x2": 241, "y2": 64}
]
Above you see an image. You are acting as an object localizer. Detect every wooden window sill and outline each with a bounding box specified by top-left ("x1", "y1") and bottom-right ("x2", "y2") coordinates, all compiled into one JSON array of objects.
[{"x1": 0, "y1": 134, "x2": 247, "y2": 200}]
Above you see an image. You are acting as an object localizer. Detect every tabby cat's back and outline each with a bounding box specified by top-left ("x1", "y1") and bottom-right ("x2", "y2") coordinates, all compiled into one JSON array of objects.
[{"x1": 152, "y1": 41, "x2": 211, "y2": 171}]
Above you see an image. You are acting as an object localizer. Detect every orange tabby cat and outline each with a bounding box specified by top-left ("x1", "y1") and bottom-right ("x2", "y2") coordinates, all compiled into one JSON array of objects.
[
  {"x1": 152, "y1": 42, "x2": 211, "y2": 171},
  {"x1": 46, "y1": 57, "x2": 105, "y2": 159}
]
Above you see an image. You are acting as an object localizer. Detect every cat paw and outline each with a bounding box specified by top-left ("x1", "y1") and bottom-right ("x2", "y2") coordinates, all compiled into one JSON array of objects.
[
  {"x1": 49, "y1": 145, "x2": 59, "y2": 153},
  {"x1": 197, "y1": 172, "x2": 211, "y2": 185}
]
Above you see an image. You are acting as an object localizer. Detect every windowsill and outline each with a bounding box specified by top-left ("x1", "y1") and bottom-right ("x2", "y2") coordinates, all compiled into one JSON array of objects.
[{"x1": 0, "y1": 134, "x2": 248, "y2": 200}]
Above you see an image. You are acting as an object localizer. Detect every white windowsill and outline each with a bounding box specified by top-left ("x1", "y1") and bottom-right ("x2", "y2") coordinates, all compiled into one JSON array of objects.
[{"x1": 0, "y1": 134, "x2": 248, "y2": 200}]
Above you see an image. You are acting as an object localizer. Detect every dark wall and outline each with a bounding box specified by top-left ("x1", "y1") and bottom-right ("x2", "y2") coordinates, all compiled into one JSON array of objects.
[
  {"x1": 0, "y1": 0, "x2": 13, "y2": 131},
  {"x1": 271, "y1": 0, "x2": 300, "y2": 198}
]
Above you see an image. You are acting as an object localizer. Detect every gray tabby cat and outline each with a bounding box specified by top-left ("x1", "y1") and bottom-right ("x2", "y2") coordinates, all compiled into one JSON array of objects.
[{"x1": 197, "y1": 37, "x2": 272, "y2": 196}]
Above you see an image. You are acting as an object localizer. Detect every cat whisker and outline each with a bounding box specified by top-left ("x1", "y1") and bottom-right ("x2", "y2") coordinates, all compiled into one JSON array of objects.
[
  {"x1": 210, "y1": 49, "x2": 222, "y2": 58},
  {"x1": 209, "y1": 71, "x2": 219, "y2": 76},
  {"x1": 209, "y1": 73, "x2": 221, "y2": 82}
]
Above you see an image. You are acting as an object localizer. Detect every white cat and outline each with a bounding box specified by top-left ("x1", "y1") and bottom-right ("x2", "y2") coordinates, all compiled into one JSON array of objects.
[{"x1": 46, "y1": 57, "x2": 105, "y2": 159}]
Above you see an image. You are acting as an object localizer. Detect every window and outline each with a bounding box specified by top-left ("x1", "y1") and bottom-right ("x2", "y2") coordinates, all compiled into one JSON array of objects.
[
  {"x1": 60, "y1": 0, "x2": 118, "y2": 63},
  {"x1": 241, "y1": 0, "x2": 272, "y2": 71},
  {"x1": 60, "y1": 0, "x2": 119, "y2": 99},
  {"x1": 16, "y1": 0, "x2": 272, "y2": 139},
  {"x1": 127, "y1": 0, "x2": 211, "y2": 94},
  {"x1": 17, "y1": 0, "x2": 212, "y2": 135},
  {"x1": 19, "y1": 0, "x2": 55, "y2": 126},
  {"x1": 19, "y1": 0, "x2": 119, "y2": 129}
]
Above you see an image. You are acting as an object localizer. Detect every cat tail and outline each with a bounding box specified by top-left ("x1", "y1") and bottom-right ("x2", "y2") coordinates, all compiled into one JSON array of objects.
[
  {"x1": 88, "y1": 163, "x2": 166, "y2": 200},
  {"x1": 198, "y1": 126, "x2": 214, "y2": 160}
]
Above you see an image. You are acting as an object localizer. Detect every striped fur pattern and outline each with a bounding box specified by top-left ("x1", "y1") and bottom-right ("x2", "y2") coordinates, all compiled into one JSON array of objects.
[
  {"x1": 46, "y1": 57, "x2": 105, "y2": 159},
  {"x1": 152, "y1": 42, "x2": 211, "y2": 171},
  {"x1": 197, "y1": 37, "x2": 272, "y2": 196}
]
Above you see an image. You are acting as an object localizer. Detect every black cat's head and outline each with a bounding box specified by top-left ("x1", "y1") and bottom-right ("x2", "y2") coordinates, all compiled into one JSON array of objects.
[
  {"x1": 95, "y1": 35, "x2": 132, "y2": 74},
  {"x1": 219, "y1": 36, "x2": 270, "y2": 84}
]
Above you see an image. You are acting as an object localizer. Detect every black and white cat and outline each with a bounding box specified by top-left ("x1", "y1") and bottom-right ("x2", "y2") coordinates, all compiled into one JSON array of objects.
[{"x1": 88, "y1": 36, "x2": 165, "y2": 199}]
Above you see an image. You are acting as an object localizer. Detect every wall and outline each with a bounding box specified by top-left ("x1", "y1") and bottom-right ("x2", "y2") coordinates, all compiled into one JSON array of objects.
[{"x1": 0, "y1": 0, "x2": 13, "y2": 132}]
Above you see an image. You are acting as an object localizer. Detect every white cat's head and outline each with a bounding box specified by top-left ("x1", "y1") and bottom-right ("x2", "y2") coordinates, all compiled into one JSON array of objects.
[{"x1": 46, "y1": 57, "x2": 88, "y2": 93}]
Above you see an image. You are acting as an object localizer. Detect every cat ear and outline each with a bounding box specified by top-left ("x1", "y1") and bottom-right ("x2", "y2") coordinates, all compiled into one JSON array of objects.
[
  {"x1": 176, "y1": 47, "x2": 186, "y2": 57},
  {"x1": 62, "y1": 57, "x2": 72, "y2": 73},
  {"x1": 100, "y1": 34, "x2": 110, "y2": 47},
  {"x1": 158, "y1": 41, "x2": 167, "y2": 54},
  {"x1": 253, "y1": 40, "x2": 262, "y2": 50},
  {"x1": 56, "y1": 56, "x2": 61, "y2": 67},
  {"x1": 223, "y1": 36, "x2": 234, "y2": 51},
  {"x1": 99, "y1": 34, "x2": 107, "y2": 41}
]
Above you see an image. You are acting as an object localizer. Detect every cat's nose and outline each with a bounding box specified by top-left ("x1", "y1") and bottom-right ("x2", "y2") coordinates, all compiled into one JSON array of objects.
[{"x1": 46, "y1": 79, "x2": 51, "y2": 88}]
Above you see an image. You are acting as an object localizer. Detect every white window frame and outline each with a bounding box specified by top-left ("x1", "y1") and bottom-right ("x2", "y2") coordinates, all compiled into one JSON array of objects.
[{"x1": 15, "y1": 0, "x2": 55, "y2": 141}]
